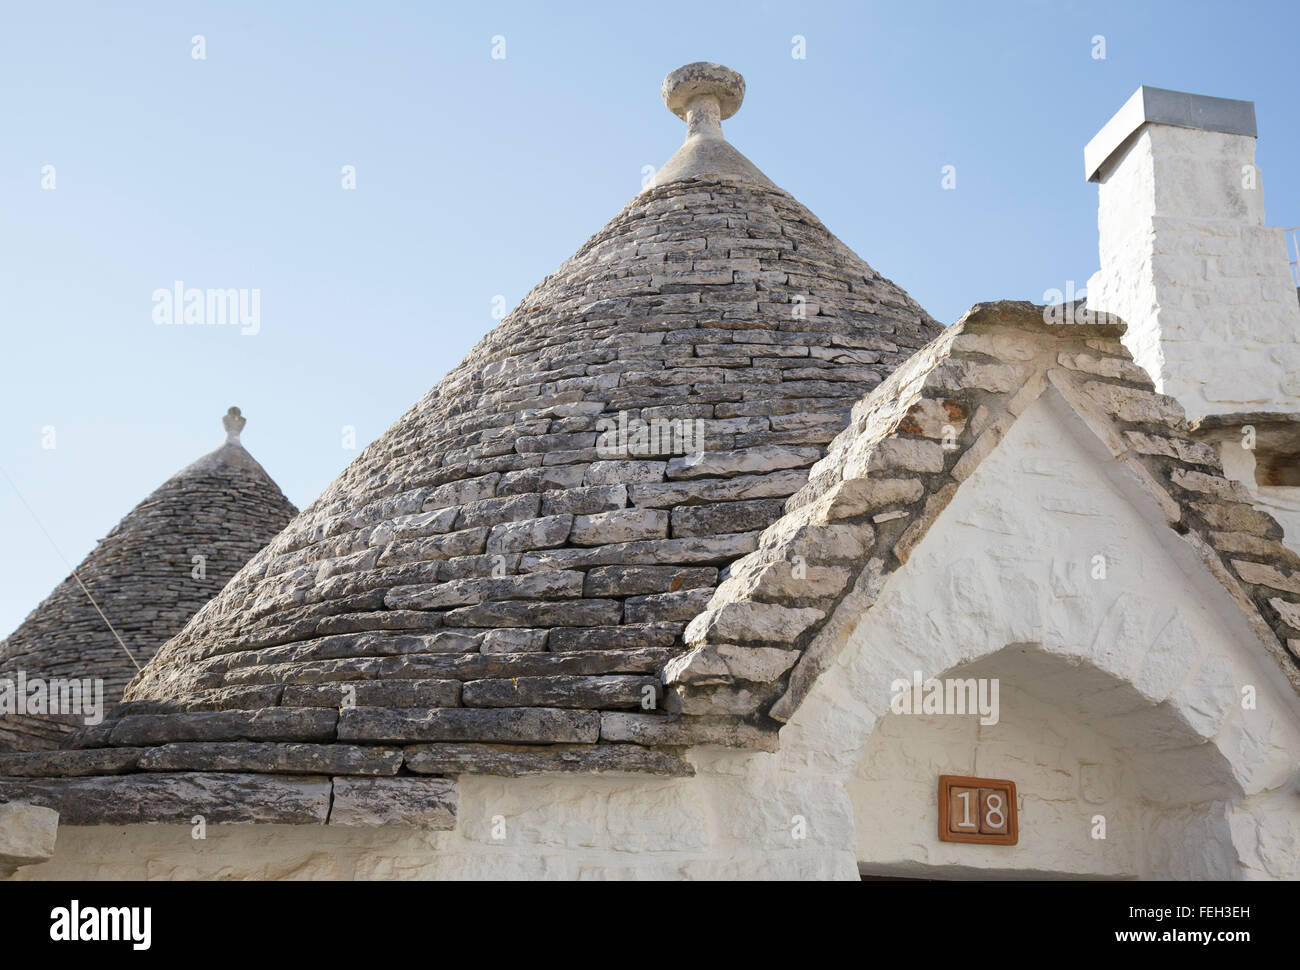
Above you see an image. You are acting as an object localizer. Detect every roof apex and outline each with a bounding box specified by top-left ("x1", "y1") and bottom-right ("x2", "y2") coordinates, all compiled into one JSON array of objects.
[
  {"x1": 176, "y1": 407, "x2": 276, "y2": 480},
  {"x1": 646, "y1": 62, "x2": 776, "y2": 191},
  {"x1": 222, "y1": 406, "x2": 246, "y2": 444}
]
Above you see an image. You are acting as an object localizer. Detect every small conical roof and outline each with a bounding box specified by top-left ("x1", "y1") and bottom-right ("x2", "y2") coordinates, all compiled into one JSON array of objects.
[
  {"x1": 122, "y1": 64, "x2": 942, "y2": 748},
  {"x1": 0, "y1": 408, "x2": 297, "y2": 750}
]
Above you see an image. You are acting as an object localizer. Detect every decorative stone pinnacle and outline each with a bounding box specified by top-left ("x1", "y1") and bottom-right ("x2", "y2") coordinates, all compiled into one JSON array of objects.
[
  {"x1": 222, "y1": 406, "x2": 246, "y2": 444},
  {"x1": 661, "y1": 62, "x2": 745, "y2": 139}
]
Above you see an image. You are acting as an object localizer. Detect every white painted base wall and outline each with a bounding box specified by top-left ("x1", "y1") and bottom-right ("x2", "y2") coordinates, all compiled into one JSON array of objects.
[{"x1": 10, "y1": 393, "x2": 1300, "y2": 880}]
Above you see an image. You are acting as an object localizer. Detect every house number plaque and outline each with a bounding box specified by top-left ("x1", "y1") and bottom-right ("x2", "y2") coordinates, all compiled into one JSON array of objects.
[{"x1": 938, "y1": 775, "x2": 1018, "y2": 845}]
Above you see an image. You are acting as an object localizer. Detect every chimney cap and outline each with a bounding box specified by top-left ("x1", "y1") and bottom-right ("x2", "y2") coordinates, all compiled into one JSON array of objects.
[
  {"x1": 1084, "y1": 86, "x2": 1257, "y2": 182},
  {"x1": 661, "y1": 62, "x2": 745, "y2": 121}
]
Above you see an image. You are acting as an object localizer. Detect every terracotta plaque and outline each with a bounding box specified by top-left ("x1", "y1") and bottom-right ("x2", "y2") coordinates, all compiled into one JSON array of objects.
[{"x1": 938, "y1": 775, "x2": 1018, "y2": 845}]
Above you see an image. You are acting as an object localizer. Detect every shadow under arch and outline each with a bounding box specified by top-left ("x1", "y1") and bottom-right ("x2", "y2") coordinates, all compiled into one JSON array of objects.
[{"x1": 849, "y1": 642, "x2": 1244, "y2": 880}]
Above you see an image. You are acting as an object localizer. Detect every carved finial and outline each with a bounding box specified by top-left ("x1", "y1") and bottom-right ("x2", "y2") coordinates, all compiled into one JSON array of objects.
[
  {"x1": 222, "y1": 406, "x2": 246, "y2": 444},
  {"x1": 645, "y1": 62, "x2": 772, "y2": 192},
  {"x1": 661, "y1": 62, "x2": 746, "y2": 140}
]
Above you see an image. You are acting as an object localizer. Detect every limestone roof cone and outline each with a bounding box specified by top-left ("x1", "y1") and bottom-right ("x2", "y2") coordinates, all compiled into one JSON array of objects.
[
  {"x1": 0, "y1": 408, "x2": 297, "y2": 751},
  {"x1": 115, "y1": 63, "x2": 943, "y2": 758}
]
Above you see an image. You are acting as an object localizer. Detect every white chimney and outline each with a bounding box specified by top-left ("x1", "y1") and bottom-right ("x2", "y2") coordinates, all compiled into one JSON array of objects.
[{"x1": 1084, "y1": 86, "x2": 1300, "y2": 423}]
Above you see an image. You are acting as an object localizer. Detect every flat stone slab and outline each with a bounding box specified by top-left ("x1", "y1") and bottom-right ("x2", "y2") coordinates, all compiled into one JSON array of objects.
[
  {"x1": 136, "y1": 742, "x2": 403, "y2": 776},
  {"x1": 0, "y1": 747, "x2": 144, "y2": 777},
  {"x1": 1085, "y1": 85, "x2": 1257, "y2": 181},
  {"x1": 460, "y1": 675, "x2": 656, "y2": 710},
  {"x1": 338, "y1": 707, "x2": 599, "y2": 744},
  {"x1": 0, "y1": 772, "x2": 332, "y2": 825},
  {"x1": 403, "y1": 742, "x2": 693, "y2": 776},
  {"x1": 599, "y1": 712, "x2": 779, "y2": 751},
  {"x1": 107, "y1": 709, "x2": 339, "y2": 746},
  {"x1": 111, "y1": 685, "x2": 285, "y2": 717},
  {"x1": 330, "y1": 777, "x2": 457, "y2": 828},
  {"x1": 281, "y1": 680, "x2": 462, "y2": 709},
  {"x1": 376, "y1": 646, "x2": 674, "y2": 680}
]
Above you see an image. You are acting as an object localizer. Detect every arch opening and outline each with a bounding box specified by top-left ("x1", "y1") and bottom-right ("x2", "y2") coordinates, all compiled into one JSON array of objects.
[{"x1": 849, "y1": 643, "x2": 1241, "y2": 880}]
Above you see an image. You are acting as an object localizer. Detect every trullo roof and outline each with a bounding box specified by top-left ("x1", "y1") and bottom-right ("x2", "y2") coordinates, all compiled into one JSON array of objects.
[
  {"x1": 0, "y1": 408, "x2": 297, "y2": 751},
  {"x1": 0, "y1": 63, "x2": 945, "y2": 811},
  {"x1": 119, "y1": 63, "x2": 942, "y2": 738}
]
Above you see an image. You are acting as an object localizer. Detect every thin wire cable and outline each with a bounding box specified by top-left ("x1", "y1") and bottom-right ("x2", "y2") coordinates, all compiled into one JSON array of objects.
[{"x1": 0, "y1": 464, "x2": 141, "y2": 670}]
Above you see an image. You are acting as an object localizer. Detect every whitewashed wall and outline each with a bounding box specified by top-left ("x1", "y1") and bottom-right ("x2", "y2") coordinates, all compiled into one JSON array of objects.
[
  {"x1": 1087, "y1": 125, "x2": 1300, "y2": 422},
  {"x1": 851, "y1": 688, "x2": 1143, "y2": 878},
  {"x1": 833, "y1": 393, "x2": 1300, "y2": 878}
]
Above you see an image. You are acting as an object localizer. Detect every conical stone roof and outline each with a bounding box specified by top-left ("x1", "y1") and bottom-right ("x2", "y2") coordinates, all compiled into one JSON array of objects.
[
  {"x1": 120, "y1": 64, "x2": 942, "y2": 743},
  {"x1": 0, "y1": 409, "x2": 297, "y2": 750}
]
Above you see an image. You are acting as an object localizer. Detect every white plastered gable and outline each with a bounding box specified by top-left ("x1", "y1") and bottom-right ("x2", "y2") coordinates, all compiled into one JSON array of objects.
[{"x1": 776, "y1": 386, "x2": 1300, "y2": 878}]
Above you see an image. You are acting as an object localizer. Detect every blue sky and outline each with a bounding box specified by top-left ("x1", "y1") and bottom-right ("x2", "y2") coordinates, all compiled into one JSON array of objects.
[{"x1": 2, "y1": 0, "x2": 1298, "y2": 635}]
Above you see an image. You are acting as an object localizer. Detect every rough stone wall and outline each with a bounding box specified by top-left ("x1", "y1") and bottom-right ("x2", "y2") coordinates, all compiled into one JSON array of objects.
[
  {"x1": 1210, "y1": 438, "x2": 1300, "y2": 558},
  {"x1": 0, "y1": 453, "x2": 296, "y2": 751},
  {"x1": 1250, "y1": 487, "x2": 1300, "y2": 554},
  {"x1": 1087, "y1": 126, "x2": 1300, "y2": 421}
]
